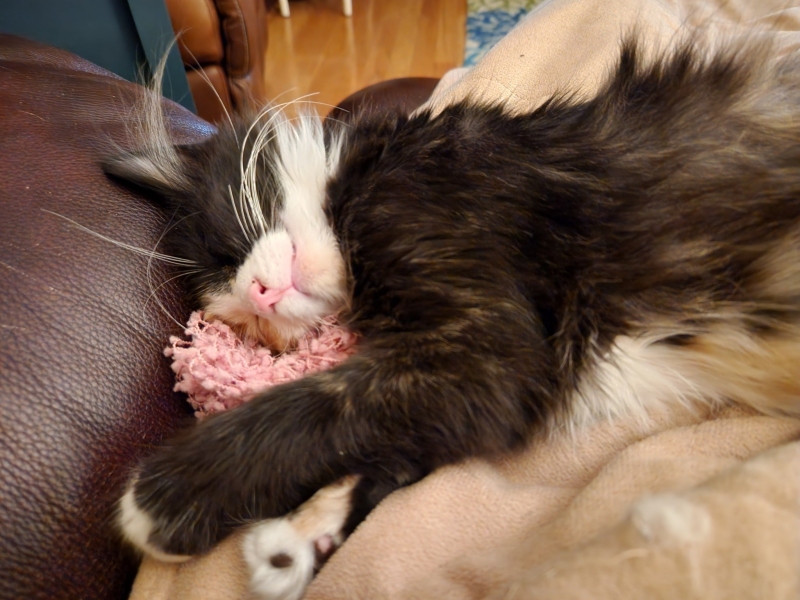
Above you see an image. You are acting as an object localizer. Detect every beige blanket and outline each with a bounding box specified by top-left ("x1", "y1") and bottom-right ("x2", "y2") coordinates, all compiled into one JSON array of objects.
[{"x1": 131, "y1": 1, "x2": 800, "y2": 598}]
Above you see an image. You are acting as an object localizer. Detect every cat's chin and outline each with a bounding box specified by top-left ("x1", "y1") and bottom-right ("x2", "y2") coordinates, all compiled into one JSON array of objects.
[{"x1": 204, "y1": 309, "x2": 305, "y2": 352}]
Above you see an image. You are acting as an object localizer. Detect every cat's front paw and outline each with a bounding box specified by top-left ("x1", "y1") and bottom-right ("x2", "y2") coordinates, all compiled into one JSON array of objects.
[
  {"x1": 118, "y1": 478, "x2": 193, "y2": 562},
  {"x1": 117, "y1": 401, "x2": 296, "y2": 558},
  {"x1": 117, "y1": 459, "x2": 236, "y2": 559},
  {"x1": 117, "y1": 478, "x2": 200, "y2": 562}
]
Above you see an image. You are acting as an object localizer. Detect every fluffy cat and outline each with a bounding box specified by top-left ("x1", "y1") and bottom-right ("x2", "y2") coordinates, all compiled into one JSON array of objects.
[{"x1": 107, "y1": 37, "x2": 800, "y2": 599}]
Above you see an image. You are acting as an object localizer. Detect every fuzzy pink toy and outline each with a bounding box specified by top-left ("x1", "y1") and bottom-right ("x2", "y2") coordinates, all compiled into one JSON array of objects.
[{"x1": 165, "y1": 311, "x2": 357, "y2": 417}]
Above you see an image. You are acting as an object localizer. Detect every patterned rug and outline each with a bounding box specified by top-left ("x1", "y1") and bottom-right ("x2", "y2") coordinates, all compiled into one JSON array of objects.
[{"x1": 464, "y1": 0, "x2": 542, "y2": 66}]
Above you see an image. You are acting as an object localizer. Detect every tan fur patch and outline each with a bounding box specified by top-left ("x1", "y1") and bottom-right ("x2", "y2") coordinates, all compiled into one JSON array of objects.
[
  {"x1": 749, "y1": 228, "x2": 800, "y2": 299},
  {"x1": 204, "y1": 308, "x2": 294, "y2": 352},
  {"x1": 287, "y1": 476, "x2": 359, "y2": 540},
  {"x1": 683, "y1": 329, "x2": 800, "y2": 416}
]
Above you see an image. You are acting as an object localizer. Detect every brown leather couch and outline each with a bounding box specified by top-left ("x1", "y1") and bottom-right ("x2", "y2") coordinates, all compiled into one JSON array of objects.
[
  {"x1": 0, "y1": 35, "x2": 437, "y2": 600},
  {"x1": 165, "y1": 0, "x2": 275, "y2": 123}
]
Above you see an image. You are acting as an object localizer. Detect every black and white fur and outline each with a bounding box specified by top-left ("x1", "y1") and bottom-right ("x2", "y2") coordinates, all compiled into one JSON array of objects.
[{"x1": 108, "y1": 37, "x2": 800, "y2": 599}]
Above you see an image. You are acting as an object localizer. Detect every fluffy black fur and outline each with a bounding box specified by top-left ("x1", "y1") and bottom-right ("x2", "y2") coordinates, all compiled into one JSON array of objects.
[
  {"x1": 105, "y1": 114, "x2": 283, "y2": 306},
  {"x1": 115, "y1": 39, "x2": 800, "y2": 556}
]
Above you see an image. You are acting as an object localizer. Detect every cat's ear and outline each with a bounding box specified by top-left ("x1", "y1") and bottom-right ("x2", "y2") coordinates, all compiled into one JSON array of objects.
[{"x1": 102, "y1": 145, "x2": 192, "y2": 197}]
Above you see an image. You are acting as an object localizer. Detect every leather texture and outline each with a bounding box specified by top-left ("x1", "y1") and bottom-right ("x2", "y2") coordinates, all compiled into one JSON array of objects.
[
  {"x1": 187, "y1": 64, "x2": 234, "y2": 121},
  {"x1": 169, "y1": 0, "x2": 226, "y2": 65},
  {"x1": 166, "y1": 0, "x2": 271, "y2": 123},
  {"x1": 0, "y1": 34, "x2": 438, "y2": 600},
  {"x1": 329, "y1": 77, "x2": 442, "y2": 122},
  {"x1": 0, "y1": 35, "x2": 214, "y2": 600}
]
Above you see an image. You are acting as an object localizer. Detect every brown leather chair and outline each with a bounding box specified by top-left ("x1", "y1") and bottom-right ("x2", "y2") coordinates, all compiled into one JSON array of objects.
[
  {"x1": 165, "y1": 0, "x2": 275, "y2": 123},
  {"x1": 0, "y1": 34, "x2": 437, "y2": 600}
]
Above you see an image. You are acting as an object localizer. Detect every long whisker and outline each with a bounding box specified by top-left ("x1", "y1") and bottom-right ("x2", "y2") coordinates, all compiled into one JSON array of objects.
[
  {"x1": 142, "y1": 268, "x2": 202, "y2": 318},
  {"x1": 240, "y1": 168, "x2": 262, "y2": 240},
  {"x1": 43, "y1": 208, "x2": 196, "y2": 330},
  {"x1": 228, "y1": 184, "x2": 255, "y2": 244},
  {"x1": 143, "y1": 208, "x2": 201, "y2": 330},
  {"x1": 268, "y1": 87, "x2": 301, "y2": 106},
  {"x1": 237, "y1": 104, "x2": 281, "y2": 237},
  {"x1": 242, "y1": 94, "x2": 327, "y2": 227},
  {"x1": 177, "y1": 36, "x2": 239, "y2": 146},
  {"x1": 42, "y1": 210, "x2": 198, "y2": 266},
  {"x1": 243, "y1": 118, "x2": 282, "y2": 234},
  {"x1": 282, "y1": 97, "x2": 351, "y2": 114},
  {"x1": 235, "y1": 93, "x2": 337, "y2": 240},
  {"x1": 239, "y1": 104, "x2": 289, "y2": 233}
]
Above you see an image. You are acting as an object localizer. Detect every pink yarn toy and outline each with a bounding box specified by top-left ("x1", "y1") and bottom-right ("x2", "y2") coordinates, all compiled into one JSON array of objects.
[{"x1": 165, "y1": 311, "x2": 357, "y2": 417}]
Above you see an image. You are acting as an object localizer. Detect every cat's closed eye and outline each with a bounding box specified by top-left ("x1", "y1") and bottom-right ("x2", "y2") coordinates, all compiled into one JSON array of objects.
[{"x1": 105, "y1": 102, "x2": 349, "y2": 350}]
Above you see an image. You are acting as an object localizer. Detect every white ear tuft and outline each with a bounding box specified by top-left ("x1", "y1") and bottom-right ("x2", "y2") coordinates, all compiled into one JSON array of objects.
[
  {"x1": 103, "y1": 151, "x2": 187, "y2": 193},
  {"x1": 104, "y1": 41, "x2": 190, "y2": 193}
]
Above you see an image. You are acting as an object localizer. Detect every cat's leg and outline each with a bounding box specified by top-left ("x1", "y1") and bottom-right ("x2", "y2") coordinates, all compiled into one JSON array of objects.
[
  {"x1": 117, "y1": 377, "x2": 356, "y2": 558},
  {"x1": 120, "y1": 293, "x2": 551, "y2": 557},
  {"x1": 244, "y1": 476, "x2": 359, "y2": 600}
]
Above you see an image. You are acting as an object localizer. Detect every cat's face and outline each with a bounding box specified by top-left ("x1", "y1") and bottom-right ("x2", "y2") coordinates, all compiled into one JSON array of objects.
[
  {"x1": 200, "y1": 193, "x2": 347, "y2": 350},
  {"x1": 197, "y1": 116, "x2": 349, "y2": 349},
  {"x1": 105, "y1": 111, "x2": 348, "y2": 349}
]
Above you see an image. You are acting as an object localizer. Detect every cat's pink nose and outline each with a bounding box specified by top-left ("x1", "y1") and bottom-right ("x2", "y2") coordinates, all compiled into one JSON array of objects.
[{"x1": 249, "y1": 280, "x2": 288, "y2": 314}]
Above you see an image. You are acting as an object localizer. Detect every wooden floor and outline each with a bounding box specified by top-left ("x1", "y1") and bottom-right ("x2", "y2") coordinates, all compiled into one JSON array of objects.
[{"x1": 263, "y1": 0, "x2": 466, "y2": 114}]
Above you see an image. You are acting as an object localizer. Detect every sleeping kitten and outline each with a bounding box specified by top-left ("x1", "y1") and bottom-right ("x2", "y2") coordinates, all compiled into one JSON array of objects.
[{"x1": 108, "y1": 38, "x2": 800, "y2": 599}]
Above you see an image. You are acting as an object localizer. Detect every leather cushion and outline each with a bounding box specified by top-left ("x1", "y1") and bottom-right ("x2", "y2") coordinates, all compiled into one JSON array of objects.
[
  {"x1": 0, "y1": 35, "x2": 212, "y2": 600},
  {"x1": 328, "y1": 77, "x2": 442, "y2": 122},
  {"x1": 166, "y1": 0, "x2": 269, "y2": 120},
  {"x1": 187, "y1": 65, "x2": 234, "y2": 125},
  {"x1": 216, "y1": 0, "x2": 267, "y2": 105},
  {"x1": 166, "y1": 0, "x2": 225, "y2": 65}
]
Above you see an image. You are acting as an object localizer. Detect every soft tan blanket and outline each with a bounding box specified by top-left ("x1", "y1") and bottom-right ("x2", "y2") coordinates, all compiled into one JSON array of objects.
[{"x1": 130, "y1": 1, "x2": 800, "y2": 598}]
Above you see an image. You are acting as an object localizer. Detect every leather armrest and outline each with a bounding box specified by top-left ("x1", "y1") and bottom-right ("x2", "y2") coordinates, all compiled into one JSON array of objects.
[
  {"x1": 166, "y1": 0, "x2": 269, "y2": 122},
  {"x1": 0, "y1": 35, "x2": 209, "y2": 600},
  {"x1": 0, "y1": 33, "x2": 440, "y2": 600},
  {"x1": 328, "y1": 77, "x2": 442, "y2": 121}
]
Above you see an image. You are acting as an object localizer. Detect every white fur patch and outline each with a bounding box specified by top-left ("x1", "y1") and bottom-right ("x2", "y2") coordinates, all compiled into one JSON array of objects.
[
  {"x1": 243, "y1": 476, "x2": 359, "y2": 600},
  {"x1": 567, "y1": 334, "x2": 721, "y2": 431},
  {"x1": 631, "y1": 493, "x2": 711, "y2": 546},
  {"x1": 118, "y1": 483, "x2": 191, "y2": 563},
  {"x1": 244, "y1": 519, "x2": 315, "y2": 600},
  {"x1": 274, "y1": 114, "x2": 346, "y2": 310}
]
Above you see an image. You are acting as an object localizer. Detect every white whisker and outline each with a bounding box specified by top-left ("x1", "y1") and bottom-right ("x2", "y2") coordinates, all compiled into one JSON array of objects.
[
  {"x1": 228, "y1": 184, "x2": 255, "y2": 244},
  {"x1": 268, "y1": 87, "x2": 301, "y2": 106},
  {"x1": 238, "y1": 94, "x2": 329, "y2": 235},
  {"x1": 42, "y1": 210, "x2": 197, "y2": 266},
  {"x1": 176, "y1": 35, "x2": 239, "y2": 146},
  {"x1": 240, "y1": 107, "x2": 283, "y2": 232},
  {"x1": 284, "y1": 97, "x2": 351, "y2": 114},
  {"x1": 142, "y1": 208, "x2": 201, "y2": 330},
  {"x1": 142, "y1": 268, "x2": 202, "y2": 317},
  {"x1": 244, "y1": 123, "x2": 278, "y2": 233},
  {"x1": 43, "y1": 208, "x2": 196, "y2": 330}
]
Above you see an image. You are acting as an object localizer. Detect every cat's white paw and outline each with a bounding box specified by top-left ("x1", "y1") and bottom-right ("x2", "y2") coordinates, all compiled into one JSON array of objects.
[
  {"x1": 118, "y1": 481, "x2": 191, "y2": 563},
  {"x1": 243, "y1": 519, "x2": 315, "y2": 600}
]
